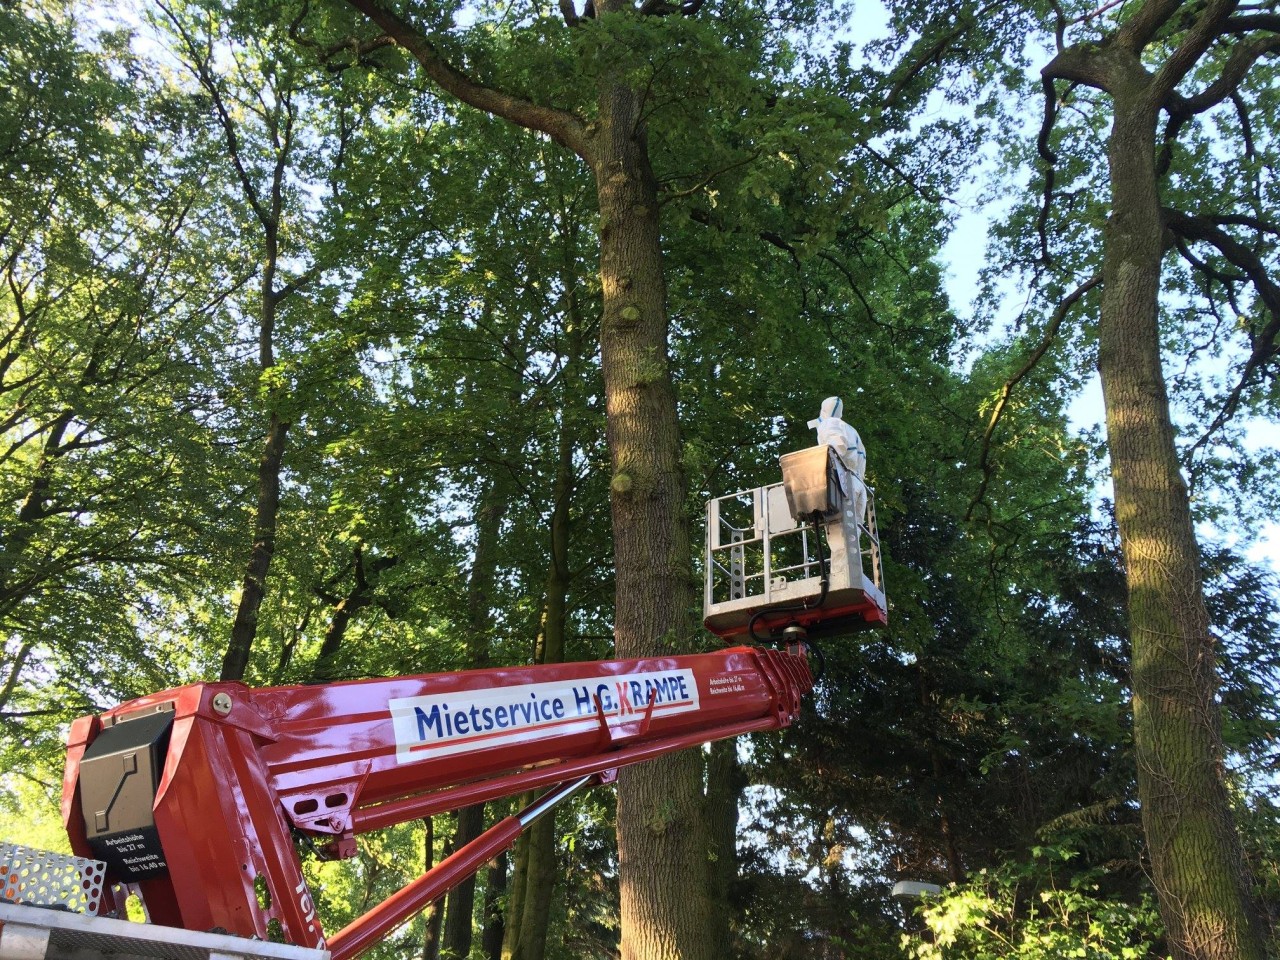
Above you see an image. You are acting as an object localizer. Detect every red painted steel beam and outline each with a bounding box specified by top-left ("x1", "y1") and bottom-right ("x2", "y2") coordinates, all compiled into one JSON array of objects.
[
  {"x1": 255, "y1": 646, "x2": 807, "y2": 827},
  {"x1": 327, "y1": 777, "x2": 593, "y2": 960},
  {"x1": 351, "y1": 713, "x2": 781, "y2": 833}
]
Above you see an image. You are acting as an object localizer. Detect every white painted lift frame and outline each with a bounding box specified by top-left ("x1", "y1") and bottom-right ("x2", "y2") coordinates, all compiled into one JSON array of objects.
[{"x1": 0, "y1": 900, "x2": 330, "y2": 960}]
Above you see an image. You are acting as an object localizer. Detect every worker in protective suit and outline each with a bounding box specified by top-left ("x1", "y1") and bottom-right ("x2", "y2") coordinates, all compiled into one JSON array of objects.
[{"x1": 807, "y1": 396, "x2": 866, "y2": 522}]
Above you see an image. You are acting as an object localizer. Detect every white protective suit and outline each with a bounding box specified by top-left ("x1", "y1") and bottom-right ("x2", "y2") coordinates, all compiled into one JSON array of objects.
[{"x1": 807, "y1": 397, "x2": 867, "y2": 522}]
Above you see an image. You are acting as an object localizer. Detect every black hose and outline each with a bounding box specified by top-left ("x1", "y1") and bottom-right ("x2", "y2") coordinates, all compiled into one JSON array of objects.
[
  {"x1": 805, "y1": 640, "x2": 825, "y2": 682},
  {"x1": 808, "y1": 517, "x2": 831, "y2": 609}
]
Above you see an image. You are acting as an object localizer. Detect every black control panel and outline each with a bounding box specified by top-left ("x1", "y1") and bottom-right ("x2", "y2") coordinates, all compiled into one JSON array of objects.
[{"x1": 76, "y1": 707, "x2": 174, "y2": 881}]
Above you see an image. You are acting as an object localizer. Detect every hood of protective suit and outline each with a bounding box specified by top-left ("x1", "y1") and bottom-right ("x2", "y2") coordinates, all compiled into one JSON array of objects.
[{"x1": 808, "y1": 396, "x2": 843, "y2": 428}]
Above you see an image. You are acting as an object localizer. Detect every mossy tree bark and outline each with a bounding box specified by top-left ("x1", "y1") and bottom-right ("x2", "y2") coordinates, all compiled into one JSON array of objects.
[
  {"x1": 1045, "y1": 21, "x2": 1269, "y2": 958},
  {"x1": 593, "y1": 55, "x2": 715, "y2": 960},
  {"x1": 1100, "y1": 93, "x2": 1264, "y2": 960}
]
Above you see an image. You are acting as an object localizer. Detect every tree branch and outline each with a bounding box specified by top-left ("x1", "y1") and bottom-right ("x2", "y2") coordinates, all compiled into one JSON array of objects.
[
  {"x1": 0, "y1": 639, "x2": 34, "y2": 712},
  {"x1": 816, "y1": 251, "x2": 892, "y2": 333},
  {"x1": 1151, "y1": 0, "x2": 1240, "y2": 102},
  {"x1": 756, "y1": 232, "x2": 809, "y2": 311},
  {"x1": 1156, "y1": 109, "x2": 1187, "y2": 177},
  {"x1": 883, "y1": 0, "x2": 1004, "y2": 109},
  {"x1": 1165, "y1": 207, "x2": 1280, "y2": 453},
  {"x1": 658, "y1": 152, "x2": 760, "y2": 204},
  {"x1": 1164, "y1": 32, "x2": 1280, "y2": 115},
  {"x1": 276, "y1": 265, "x2": 320, "y2": 302},
  {"x1": 860, "y1": 143, "x2": 945, "y2": 204},
  {"x1": 1207, "y1": 212, "x2": 1280, "y2": 235},
  {"x1": 966, "y1": 274, "x2": 1101, "y2": 522},
  {"x1": 1042, "y1": 44, "x2": 1115, "y2": 91},
  {"x1": 1069, "y1": 0, "x2": 1127, "y2": 30},
  {"x1": 1037, "y1": 76, "x2": 1066, "y2": 263},
  {"x1": 342, "y1": 0, "x2": 590, "y2": 160},
  {"x1": 1116, "y1": 0, "x2": 1190, "y2": 52},
  {"x1": 1222, "y1": 12, "x2": 1280, "y2": 31},
  {"x1": 318, "y1": 33, "x2": 398, "y2": 72},
  {"x1": 157, "y1": 0, "x2": 270, "y2": 229},
  {"x1": 1173, "y1": 233, "x2": 1247, "y2": 284},
  {"x1": 1232, "y1": 90, "x2": 1256, "y2": 158}
]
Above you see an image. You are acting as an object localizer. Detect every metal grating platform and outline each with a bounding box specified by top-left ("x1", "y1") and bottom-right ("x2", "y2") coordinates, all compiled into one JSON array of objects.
[
  {"x1": 0, "y1": 901, "x2": 330, "y2": 960},
  {"x1": 0, "y1": 843, "x2": 108, "y2": 915}
]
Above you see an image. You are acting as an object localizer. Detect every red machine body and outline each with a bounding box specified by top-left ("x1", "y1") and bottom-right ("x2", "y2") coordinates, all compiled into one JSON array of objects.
[{"x1": 62, "y1": 645, "x2": 813, "y2": 959}]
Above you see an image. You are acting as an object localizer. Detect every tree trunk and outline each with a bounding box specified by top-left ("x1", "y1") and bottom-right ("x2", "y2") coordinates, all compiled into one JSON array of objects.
[
  {"x1": 501, "y1": 814, "x2": 531, "y2": 960},
  {"x1": 1099, "y1": 79, "x2": 1266, "y2": 960},
  {"x1": 705, "y1": 739, "x2": 744, "y2": 952},
  {"x1": 592, "y1": 53, "x2": 714, "y2": 960},
  {"x1": 222, "y1": 407, "x2": 289, "y2": 681},
  {"x1": 423, "y1": 817, "x2": 443, "y2": 960},
  {"x1": 481, "y1": 856, "x2": 507, "y2": 960},
  {"x1": 223, "y1": 225, "x2": 290, "y2": 682},
  {"x1": 442, "y1": 806, "x2": 485, "y2": 959},
  {"x1": 920, "y1": 672, "x2": 965, "y2": 884},
  {"x1": 424, "y1": 895, "x2": 445, "y2": 960},
  {"x1": 506, "y1": 412, "x2": 575, "y2": 960},
  {"x1": 443, "y1": 478, "x2": 508, "y2": 958},
  {"x1": 330, "y1": 5, "x2": 712, "y2": 955}
]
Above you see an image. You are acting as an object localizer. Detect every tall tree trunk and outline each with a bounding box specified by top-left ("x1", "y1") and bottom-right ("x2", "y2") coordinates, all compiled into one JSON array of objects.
[
  {"x1": 919, "y1": 671, "x2": 965, "y2": 884},
  {"x1": 1099, "y1": 78, "x2": 1265, "y2": 960},
  {"x1": 332, "y1": 6, "x2": 713, "y2": 955},
  {"x1": 593, "y1": 49, "x2": 713, "y2": 960},
  {"x1": 505, "y1": 538, "x2": 570, "y2": 960},
  {"x1": 441, "y1": 806, "x2": 484, "y2": 959},
  {"x1": 503, "y1": 430, "x2": 572, "y2": 960},
  {"x1": 443, "y1": 479, "x2": 507, "y2": 959},
  {"x1": 507, "y1": 811, "x2": 557, "y2": 960},
  {"x1": 222, "y1": 407, "x2": 289, "y2": 681},
  {"x1": 705, "y1": 739, "x2": 744, "y2": 952},
  {"x1": 505, "y1": 242, "x2": 583, "y2": 960},
  {"x1": 222, "y1": 225, "x2": 290, "y2": 682},
  {"x1": 481, "y1": 857, "x2": 507, "y2": 960},
  {"x1": 501, "y1": 814, "x2": 531, "y2": 960},
  {"x1": 423, "y1": 817, "x2": 443, "y2": 960}
]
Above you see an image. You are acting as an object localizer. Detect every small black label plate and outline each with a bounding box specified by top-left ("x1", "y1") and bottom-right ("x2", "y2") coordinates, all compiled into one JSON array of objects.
[{"x1": 88, "y1": 825, "x2": 169, "y2": 881}]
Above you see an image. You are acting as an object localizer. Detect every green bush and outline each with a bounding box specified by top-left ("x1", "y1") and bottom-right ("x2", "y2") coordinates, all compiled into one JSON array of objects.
[{"x1": 903, "y1": 849, "x2": 1164, "y2": 960}]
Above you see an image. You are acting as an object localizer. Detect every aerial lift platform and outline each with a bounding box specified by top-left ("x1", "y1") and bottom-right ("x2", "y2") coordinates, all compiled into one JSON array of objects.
[
  {"x1": 704, "y1": 443, "x2": 887, "y2": 642},
  {"x1": 0, "y1": 436, "x2": 884, "y2": 960}
]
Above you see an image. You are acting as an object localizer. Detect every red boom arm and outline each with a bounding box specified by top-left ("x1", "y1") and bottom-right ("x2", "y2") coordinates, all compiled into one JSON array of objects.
[{"x1": 62, "y1": 645, "x2": 813, "y2": 958}]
